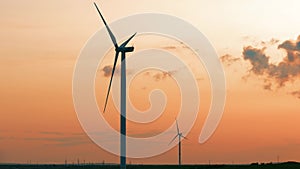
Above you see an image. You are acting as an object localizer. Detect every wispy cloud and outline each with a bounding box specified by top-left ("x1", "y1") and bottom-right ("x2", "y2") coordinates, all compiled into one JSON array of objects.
[
  {"x1": 39, "y1": 131, "x2": 65, "y2": 136},
  {"x1": 23, "y1": 131, "x2": 90, "y2": 147},
  {"x1": 291, "y1": 90, "x2": 300, "y2": 99},
  {"x1": 161, "y1": 42, "x2": 191, "y2": 50},
  {"x1": 162, "y1": 46, "x2": 177, "y2": 50},
  {"x1": 261, "y1": 38, "x2": 280, "y2": 46},
  {"x1": 144, "y1": 69, "x2": 178, "y2": 81},
  {"x1": 220, "y1": 54, "x2": 240, "y2": 66},
  {"x1": 128, "y1": 130, "x2": 163, "y2": 138},
  {"x1": 242, "y1": 36, "x2": 280, "y2": 47},
  {"x1": 153, "y1": 71, "x2": 174, "y2": 81},
  {"x1": 100, "y1": 65, "x2": 134, "y2": 77},
  {"x1": 101, "y1": 64, "x2": 184, "y2": 82}
]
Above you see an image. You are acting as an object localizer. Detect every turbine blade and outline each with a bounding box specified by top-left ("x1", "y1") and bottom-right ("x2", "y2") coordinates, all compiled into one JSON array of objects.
[
  {"x1": 176, "y1": 119, "x2": 180, "y2": 134},
  {"x1": 169, "y1": 134, "x2": 179, "y2": 145},
  {"x1": 94, "y1": 2, "x2": 118, "y2": 48},
  {"x1": 182, "y1": 135, "x2": 188, "y2": 140},
  {"x1": 103, "y1": 51, "x2": 119, "y2": 113},
  {"x1": 120, "y1": 32, "x2": 137, "y2": 47}
]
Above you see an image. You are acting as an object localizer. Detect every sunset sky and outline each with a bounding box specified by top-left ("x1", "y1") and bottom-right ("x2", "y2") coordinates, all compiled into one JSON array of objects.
[{"x1": 1, "y1": 0, "x2": 300, "y2": 164}]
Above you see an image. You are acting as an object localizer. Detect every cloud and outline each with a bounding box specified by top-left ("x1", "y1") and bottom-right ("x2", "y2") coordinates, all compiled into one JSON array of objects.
[
  {"x1": 242, "y1": 36, "x2": 280, "y2": 47},
  {"x1": 162, "y1": 46, "x2": 177, "y2": 50},
  {"x1": 220, "y1": 54, "x2": 240, "y2": 66},
  {"x1": 128, "y1": 130, "x2": 162, "y2": 138},
  {"x1": 23, "y1": 131, "x2": 90, "y2": 147},
  {"x1": 243, "y1": 35, "x2": 300, "y2": 88},
  {"x1": 291, "y1": 90, "x2": 300, "y2": 99},
  {"x1": 162, "y1": 42, "x2": 191, "y2": 50},
  {"x1": 263, "y1": 82, "x2": 272, "y2": 91},
  {"x1": 39, "y1": 131, "x2": 64, "y2": 136},
  {"x1": 101, "y1": 65, "x2": 135, "y2": 77},
  {"x1": 24, "y1": 136, "x2": 89, "y2": 147},
  {"x1": 196, "y1": 77, "x2": 204, "y2": 81},
  {"x1": 261, "y1": 38, "x2": 280, "y2": 46},
  {"x1": 278, "y1": 36, "x2": 300, "y2": 62},
  {"x1": 153, "y1": 71, "x2": 173, "y2": 81},
  {"x1": 0, "y1": 136, "x2": 17, "y2": 140},
  {"x1": 143, "y1": 69, "x2": 180, "y2": 81},
  {"x1": 243, "y1": 46, "x2": 270, "y2": 74},
  {"x1": 101, "y1": 64, "x2": 185, "y2": 83},
  {"x1": 223, "y1": 35, "x2": 300, "y2": 99},
  {"x1": 102, "y1": 65, "x2": 120, "y2": 77}
]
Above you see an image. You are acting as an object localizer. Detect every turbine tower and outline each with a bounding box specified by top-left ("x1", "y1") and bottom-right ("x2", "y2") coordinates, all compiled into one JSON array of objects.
[
  {"x1": 93, "y1": 3, "x2": 136, "y2": 169},
  {"x1": 169, "y1": 119, "x2": 187, "y2": 166}
]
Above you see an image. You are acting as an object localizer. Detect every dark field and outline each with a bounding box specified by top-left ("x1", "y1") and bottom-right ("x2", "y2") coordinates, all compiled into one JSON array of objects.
[{"x1": 1, "y1": 162, "x2": 300, "y2": 169}]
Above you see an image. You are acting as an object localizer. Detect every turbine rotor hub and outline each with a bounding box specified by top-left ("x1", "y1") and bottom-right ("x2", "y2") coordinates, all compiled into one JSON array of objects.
[{"x1": 116, "y1": 46, "x2": 134, "y2": 53}]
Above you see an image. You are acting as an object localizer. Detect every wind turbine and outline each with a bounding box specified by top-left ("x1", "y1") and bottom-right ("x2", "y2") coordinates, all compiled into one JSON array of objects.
[
  {"x1": 93, "y1": 3, "x2": 136, "y2": 169},
  {"x1": 169, "y1": 119, "x2": 187, "y2": 166}
]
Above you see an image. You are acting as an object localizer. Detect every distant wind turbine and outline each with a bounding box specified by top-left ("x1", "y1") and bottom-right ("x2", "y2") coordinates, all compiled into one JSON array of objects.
[
  {"x1": 169, "y1": 119, "x2": 187, "y2": 166},
  {"x1": 93, "y1": 2, "x2": 136, "y2": 169}
]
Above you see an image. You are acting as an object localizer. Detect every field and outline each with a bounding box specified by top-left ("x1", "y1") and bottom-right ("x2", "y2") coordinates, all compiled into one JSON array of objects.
[{"x1": 1, "y1": 162, "x2": 300, "y2": 169}]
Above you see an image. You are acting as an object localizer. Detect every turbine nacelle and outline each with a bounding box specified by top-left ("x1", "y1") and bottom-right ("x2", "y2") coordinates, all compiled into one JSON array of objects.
[{"x1": 116, "y1": 46, "x2": 134, "y2": 53}]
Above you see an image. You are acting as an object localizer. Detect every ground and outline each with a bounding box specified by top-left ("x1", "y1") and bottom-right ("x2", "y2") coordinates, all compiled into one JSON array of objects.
[
  {"x1": 1, "y1": 162, "x2": 300, "y2": 169},
  {"x1": 0, "y1": 162, "x2": 300, "y2": 169}
]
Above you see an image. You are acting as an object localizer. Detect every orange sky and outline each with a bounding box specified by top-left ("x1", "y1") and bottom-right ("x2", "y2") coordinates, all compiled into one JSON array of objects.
[{"x1": 0, "y1": 0, "x2": 300, "y2": 164}]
